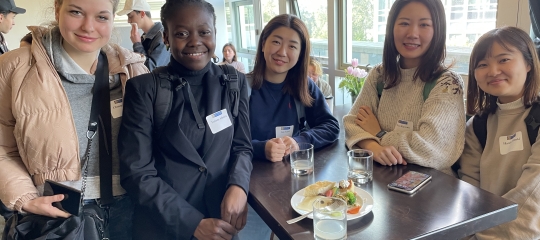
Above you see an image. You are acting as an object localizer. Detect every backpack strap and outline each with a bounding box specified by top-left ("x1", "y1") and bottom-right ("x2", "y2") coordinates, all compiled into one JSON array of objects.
[
  {"x1": 376, "y1": 80, "x2": 384, "y2": 99},
  {"x1": 525, "y1": 102, "x2": 540, "y2": 146},
  {"x1": 152, "y1": 67, "x2": 174, "y2": 139},
  {"x1": 472, "y1": 113, "x2": 489, "y2": 149},
  {"x1": 219, "y1": 64, "x2": 240, "y2": 118},
  {"x1": 423, "y1": 80, "x2": 438, "y2": 102}
]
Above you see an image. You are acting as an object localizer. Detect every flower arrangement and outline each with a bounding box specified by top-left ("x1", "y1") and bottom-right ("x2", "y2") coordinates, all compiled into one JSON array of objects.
[{"x1": 338, "y1": 58, "x2": 368, "y2": 98}]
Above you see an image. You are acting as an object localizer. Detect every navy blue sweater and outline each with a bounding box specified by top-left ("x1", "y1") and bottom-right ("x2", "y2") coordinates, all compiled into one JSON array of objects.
[{"x1": 249, "y1": 79, "x2": 340, "y2": 160}]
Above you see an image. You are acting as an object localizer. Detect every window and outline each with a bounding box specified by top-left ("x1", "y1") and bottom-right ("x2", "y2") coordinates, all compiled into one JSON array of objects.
[
  {"x1": 342, "y1": 0, "x2": 498, "y2": 73},
  {"x1": 297, "y1": 0, "x2": 329, "y2": 64}
]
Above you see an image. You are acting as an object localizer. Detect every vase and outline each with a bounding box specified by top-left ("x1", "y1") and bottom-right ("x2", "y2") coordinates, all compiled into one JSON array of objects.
[{"x1": 351, "y1": 94, "x2": 358, "y2": 105}]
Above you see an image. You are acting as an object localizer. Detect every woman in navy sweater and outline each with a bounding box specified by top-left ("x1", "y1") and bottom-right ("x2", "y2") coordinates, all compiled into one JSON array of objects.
[
  {"x1": 238, "y1": 13, "x2": 339, "y2": 239},
  {"x1": 248, "y1": 14, "x2": 339, "y2": 162}
]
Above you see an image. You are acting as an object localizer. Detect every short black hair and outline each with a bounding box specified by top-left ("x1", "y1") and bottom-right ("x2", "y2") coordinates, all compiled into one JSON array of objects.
[
  {"x1": 0, "y1": 11, "x2": 9, "y2": 16},
  {"x1": 160, "y1": 0, "x2": 216, "y2": 31}
]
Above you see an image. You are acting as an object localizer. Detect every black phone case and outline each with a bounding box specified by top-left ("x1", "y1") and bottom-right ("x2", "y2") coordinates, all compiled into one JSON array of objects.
[{"x1": 43, "y1": 180, "x2": 82, "y2": 216}]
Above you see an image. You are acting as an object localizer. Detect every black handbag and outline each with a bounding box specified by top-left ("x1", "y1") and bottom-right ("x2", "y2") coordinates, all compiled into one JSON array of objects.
[{"x1": 2, "y1": 52, "x2": 114, "y2": 240}]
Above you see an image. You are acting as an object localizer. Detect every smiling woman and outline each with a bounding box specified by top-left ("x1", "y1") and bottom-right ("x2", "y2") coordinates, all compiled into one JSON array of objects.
[
  {"x1": 118, "y1": 0, "x2": 254, "y2": 239},
  {"x1": 0, "y1": 0, "x2": 148, "y2": 239},
  {"x1": 343, "y1": 0, "x2": 466, "y2": 175}
]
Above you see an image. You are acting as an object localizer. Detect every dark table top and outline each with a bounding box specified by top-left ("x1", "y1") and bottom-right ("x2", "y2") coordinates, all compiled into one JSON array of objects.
[{"x1": 248, "y1": 105, "x2": 517, "y2": 240}]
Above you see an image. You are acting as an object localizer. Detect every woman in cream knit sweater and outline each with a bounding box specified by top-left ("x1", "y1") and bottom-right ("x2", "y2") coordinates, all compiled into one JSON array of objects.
[{"x1": 343, "y1": 0, "x2": 465, "y2": 175}]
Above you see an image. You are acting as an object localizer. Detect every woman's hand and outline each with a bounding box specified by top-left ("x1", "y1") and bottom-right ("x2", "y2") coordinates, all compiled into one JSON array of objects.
[
  {"x1": 221, "y1": 185, "x2": 248, "y2": 231},
  {"x1": 358, "y1": 139, "x2": 407, "y2": 166},
  {"x1": 355, "y1": 106, "x2": 382, "y2": 136},
  {"x1": 194, "y1": 218, "x2": 237, "y2": 240},
  {"x1": 21, "y1": 194, "x2": 71, "y2": 218},
  {"x1": 281, "y1": 136, "x2": 298, "y2": 156},
  {"x1": 265, "y1": 138, "x2": 287, "y2": 162}
]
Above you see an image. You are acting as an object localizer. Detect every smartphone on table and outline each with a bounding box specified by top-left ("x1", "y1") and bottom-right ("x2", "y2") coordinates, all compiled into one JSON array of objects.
[
  {"x1": 43, "y1": 180, "x2": 82, "y2": 216},
  {"x1": 387, "y1": 171, "x2": 432, "y2": 194}
]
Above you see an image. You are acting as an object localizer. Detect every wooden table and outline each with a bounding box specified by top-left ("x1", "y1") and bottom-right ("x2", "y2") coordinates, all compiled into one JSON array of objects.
[{"x1": 248, "y1": 105, "x2": 517, "y2": 240}]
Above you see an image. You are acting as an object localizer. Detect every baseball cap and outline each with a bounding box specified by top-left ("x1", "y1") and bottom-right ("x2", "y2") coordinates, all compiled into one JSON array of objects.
[
  {"x1": 0, "y1": 0, "x2": 26, "y2": 14},
  {"x1": 117, "y1": 0, "x2": 151, "y2": 16}
]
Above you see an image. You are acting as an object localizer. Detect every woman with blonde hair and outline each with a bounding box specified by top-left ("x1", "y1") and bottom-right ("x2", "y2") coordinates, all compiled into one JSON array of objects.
[{"x1": 0, "y1": 0, "x2": 148, "y2": 239}]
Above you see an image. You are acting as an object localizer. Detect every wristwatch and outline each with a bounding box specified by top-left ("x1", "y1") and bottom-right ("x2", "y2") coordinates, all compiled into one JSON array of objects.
[{"x1": 375, "y1": 130, "x2": 387, "y2": 139}]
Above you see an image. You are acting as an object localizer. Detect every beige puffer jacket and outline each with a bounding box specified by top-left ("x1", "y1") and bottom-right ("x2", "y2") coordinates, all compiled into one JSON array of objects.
[{"x1": 0, "y1": 26, "x2": 148, "y2": 211}]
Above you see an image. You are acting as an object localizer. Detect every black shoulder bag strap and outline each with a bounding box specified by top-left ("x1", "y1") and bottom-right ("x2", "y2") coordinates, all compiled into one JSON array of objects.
[
  {"x1": 95, "y1": 52, "x2": 113, "y2": 205},
  {"x1": 472, "y1": 113, "x2": 489, "y2": 150},
  {"x1": 525, "y1": 102, "x2": 540, "y2": 146}
]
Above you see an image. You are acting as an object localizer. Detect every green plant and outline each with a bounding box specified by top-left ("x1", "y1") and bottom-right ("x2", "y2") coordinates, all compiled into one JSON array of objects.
[{"x1": 338, "y1": 58, "x2": 368, "y2": 97}]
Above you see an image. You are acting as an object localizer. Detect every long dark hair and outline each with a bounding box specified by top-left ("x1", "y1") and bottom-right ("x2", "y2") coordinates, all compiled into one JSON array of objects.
[
  {"x1": 222, "y1": 43, "x2": 238, "y2": 62},
  {"x1": 382, "y1": 0, "x2": 448, "y2": 89},
  {"x1": 467, "y1": 26, "x2": 540, "y2": 115},
  {"x1": 249, "y1": 14, "x2": 313, "y2": 107}
]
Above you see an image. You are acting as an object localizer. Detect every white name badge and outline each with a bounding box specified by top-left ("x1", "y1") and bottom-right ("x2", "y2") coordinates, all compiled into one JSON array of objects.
[
  {"x1": 110, "y1": 98, "x2": 123, "y2": 118},
  {"x1": 276, "y1": 125, "x2": 294, "y2": 138},
  {"x1": 499, "y1": 131, "x2": 524, "y2": 155},
  {"x1": 206, "y1": 109, "x2": 232, "y2": 134},
  {"x1": 394, "y1": 119, "x2": 414, "y2": 132}
]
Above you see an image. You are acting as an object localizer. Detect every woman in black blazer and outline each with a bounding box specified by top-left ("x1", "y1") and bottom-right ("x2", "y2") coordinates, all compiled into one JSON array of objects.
[{"x1": 118, "y1": 1, "x2": 252, "y2": 239}]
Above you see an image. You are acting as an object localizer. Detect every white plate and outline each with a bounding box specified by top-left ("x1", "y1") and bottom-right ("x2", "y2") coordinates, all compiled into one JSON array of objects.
[{"x1": 290, "y1": 186, "x2": 374, "y2": 220}]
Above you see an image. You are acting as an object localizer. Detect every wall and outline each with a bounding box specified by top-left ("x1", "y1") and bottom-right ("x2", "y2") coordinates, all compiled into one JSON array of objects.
[{"x1": 4, "y1": 0, "x2": 54, "y2": 48}]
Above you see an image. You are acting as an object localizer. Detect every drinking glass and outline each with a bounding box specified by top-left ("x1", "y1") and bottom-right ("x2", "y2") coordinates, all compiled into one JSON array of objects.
[
  {"x1": 290, "y1": 143, "x2": 314, "y2": 175},
  {"x1": 313, "y1": 197, "x2": 347, "y2": 240},
  {"x1": 347, "y1": 149, "x2": 373, "y2": 185}
]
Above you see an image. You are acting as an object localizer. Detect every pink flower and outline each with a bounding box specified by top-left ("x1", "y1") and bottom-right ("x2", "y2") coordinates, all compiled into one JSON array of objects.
[
  {"x1": 347, "y1": 66, "x2": 354, "y2": 75},
  {"x1": 355, "y1": 69, "x2": 367, "y2": 78},
  {"x1": 351, "y1": 58, "x2": 359, "y2": 68}
]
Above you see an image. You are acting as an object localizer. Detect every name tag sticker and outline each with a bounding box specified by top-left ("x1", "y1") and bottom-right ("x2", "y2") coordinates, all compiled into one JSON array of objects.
[
  {"x1": 394, "y1": 119, "x2": 413, "y2": 132},
  {"x1": 110, "y1": 98, "x2": 123, "y2": 118},
  {"x1": 206, "y1": 109, "x2": 232, "y2": 134},
  {"x1": 276, "y1": 125, "x2": 294, "y2": 138},
  {"x1": 499, "y1": 131, "x2": 524, "y2": 155}
]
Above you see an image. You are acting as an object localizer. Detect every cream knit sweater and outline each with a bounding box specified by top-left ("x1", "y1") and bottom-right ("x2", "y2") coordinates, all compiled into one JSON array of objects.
[
  {"x1": 460, "y1": 99, "x2": 540, "y2": 240},
  {"x1": 343, "y1": 65, "x2": 466, "y2": 175}
]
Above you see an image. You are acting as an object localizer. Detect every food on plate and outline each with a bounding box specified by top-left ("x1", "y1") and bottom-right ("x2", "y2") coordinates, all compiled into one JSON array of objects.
[
  {"x1": 303, "y1": 180, "x2": 335, "y2": 197},
  {"x1": 297, "y1": 180, "x2": 362, "y2": 214}
]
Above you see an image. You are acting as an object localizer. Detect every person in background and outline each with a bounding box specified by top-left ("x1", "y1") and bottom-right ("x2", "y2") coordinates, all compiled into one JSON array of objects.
[
  {"x1": 19, "y1": 31, "x2": 31, "y2": 47},
  {"x1": 238, "y1": 13, "x2": 339, "y2": 240},
  {"x1": 0, "y1": 0, "x2": 25, "y2": 55},
  {"x1": 118, "y1": 0, "x2": 252, "y2": 239},
  {"x1": 218, "y1": 43, "x2": 245, "y2": 73},
  {"x1": 0, "y1": 0, "x2": 148, "y2": 239},
  {"x1": 117, "y1": 0, "x2": 169, "y2": 71},
  {"x1": 343, "y1": 0, "x2": 465, "y2": 175},
  {"x1": 308, "y1": 57, "x2": 332, "y2": 98},
  {"x1": 459, "y1": 26, "x2": 540, "y2": 239},
  {"x1": 0, "y1": 0, "x2": 25, "y2": 222}
]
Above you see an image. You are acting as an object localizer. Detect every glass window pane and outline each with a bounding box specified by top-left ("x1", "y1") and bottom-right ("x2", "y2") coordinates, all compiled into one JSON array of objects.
[
  {"x1": 297, "y1": 0, "x2": 329, "y2": 63},
  {"x1": 260, "y1": 0, "x2": 280, "y2": 28},
  {"x1": 347, "y1": 0, "x2": 497, "y2": 73},
  {"x1": 236, "y1": 4, "x2": 257, "y2": 51}
]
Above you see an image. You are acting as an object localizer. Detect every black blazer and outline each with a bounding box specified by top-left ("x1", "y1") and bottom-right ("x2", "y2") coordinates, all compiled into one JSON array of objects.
[{"x1": 118, "y1": 63, "x2": 253, "y2": 240}]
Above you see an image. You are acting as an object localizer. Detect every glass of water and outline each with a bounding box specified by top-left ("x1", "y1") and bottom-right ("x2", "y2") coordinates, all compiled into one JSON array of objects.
[
  {"x1": 290, "y1": 143, "x2": 314, "y2": 175},
  {"x1": 348, "y1": 149, "x2": 373, "y2": 185},
  {"x1": 313, "y1": 197, "x2": 347, "y2": 240}
]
